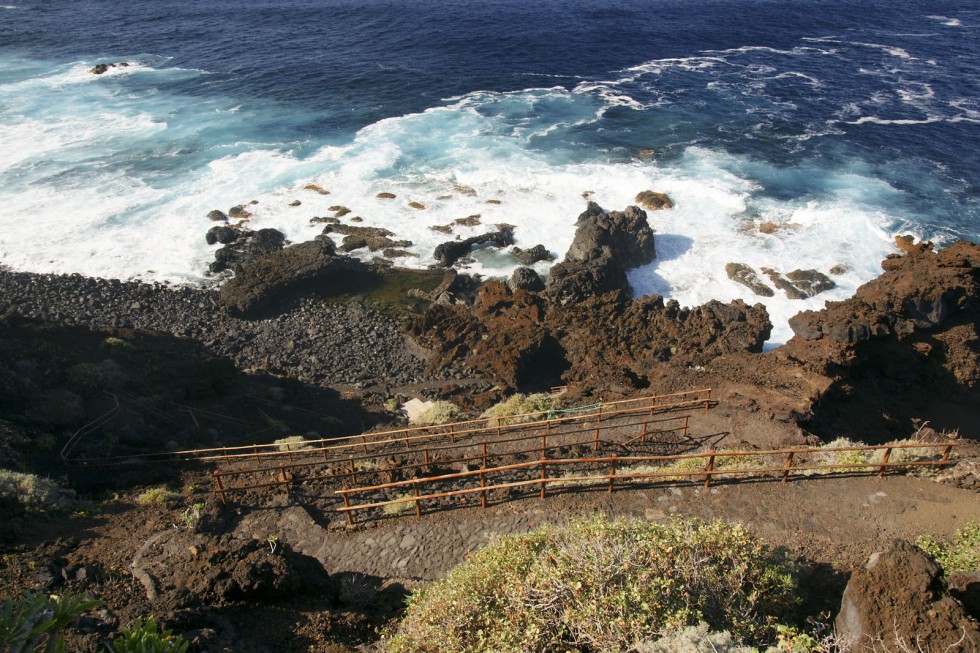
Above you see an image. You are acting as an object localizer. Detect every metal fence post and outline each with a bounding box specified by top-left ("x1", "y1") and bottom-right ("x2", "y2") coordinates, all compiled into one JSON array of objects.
[
  {"x1": 608, "y1": 454, "x2": 618, "y2": 494},
  {"x1": 704, "y1": 450, "x2": 716, "y2": 488},
  {"x1": 877, "y1": 447, "x2": 892, "y2": 479}
]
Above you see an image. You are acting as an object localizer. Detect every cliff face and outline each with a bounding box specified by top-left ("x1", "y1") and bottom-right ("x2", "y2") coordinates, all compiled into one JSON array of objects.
[
  {"x1": 775, "y1": 239, "x2": 980, "y2": 439},
  {"x1": 408, "y1": 237, "x2": 980, "y2": 437}
]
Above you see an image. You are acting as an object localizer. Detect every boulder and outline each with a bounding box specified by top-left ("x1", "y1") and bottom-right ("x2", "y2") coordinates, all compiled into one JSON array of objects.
[
  {"x1": 508, "y1": 267, "x2": 545, "y2": 292},
  {"x1": 634, "y1": 190, "x2": 674, "y2": 211},
  {"x1": 835, "y1": 540, "x2": 980, "y2": 651},
  {"x1": 725, "y1": 263, "x2": 774, "y2": 297},
  {"x1": 511, "y1": 245, "x2": 554, "y2": 266},
  {"x1": 433, "y1": 227, "x2": 515, "y2": 267},
  {"x1": 786, "y1": 269, "x2": 836, "y2": 297},
  {"x1": 228, "y1": 205, "x2": 252, "y2": 219},
  {"x1": 205, "y1": 226, "x2": 239, "y2": 246},
  {"x1": 219, "y1": 239, "x2": 369, "y2": 318},
  {"x1": 207, "y1": 210, "x2": 228, "y2": 222},
  {"x1": 545, "y1": 249, "x2": 630, "y2": 305}
]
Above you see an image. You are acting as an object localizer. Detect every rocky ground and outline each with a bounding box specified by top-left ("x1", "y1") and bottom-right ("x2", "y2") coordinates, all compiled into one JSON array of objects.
[{"x1": 1, "y1": 201, "x2": 979, "y2": 651}]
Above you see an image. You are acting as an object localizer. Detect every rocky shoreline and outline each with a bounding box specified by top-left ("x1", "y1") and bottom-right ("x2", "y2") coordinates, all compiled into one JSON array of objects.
[{"x1": 0, "y1": 268, "x2": 436, "y2": 391}]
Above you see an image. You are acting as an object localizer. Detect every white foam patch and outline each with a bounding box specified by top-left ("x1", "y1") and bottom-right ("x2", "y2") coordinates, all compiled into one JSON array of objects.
[{"x1": 927, "y1": 15, "x2": 962, "y2": 27}]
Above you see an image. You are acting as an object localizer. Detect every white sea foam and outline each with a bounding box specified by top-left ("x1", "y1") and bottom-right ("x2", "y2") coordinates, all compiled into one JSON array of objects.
[{"x1": 927, "y1": 15, "x2": 962, "y2": 27}]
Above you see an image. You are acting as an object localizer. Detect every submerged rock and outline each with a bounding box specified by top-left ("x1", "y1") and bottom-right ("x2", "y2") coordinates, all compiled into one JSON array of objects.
[
  {"x1": 433, "y1": 227, "x2": 515, "y2": 267},
  {"x1": 634, "y1": 190, "x2": 674, "y2": 211},
  {"x1": 725, "y1": 263, "x2": 774, "y2": 297},
  {"x1": 511, "y1": 245, "x2": 554, "y2": 266},
  {"x1": 786, "y1": 269, "x2": 835, "y2": 297}
]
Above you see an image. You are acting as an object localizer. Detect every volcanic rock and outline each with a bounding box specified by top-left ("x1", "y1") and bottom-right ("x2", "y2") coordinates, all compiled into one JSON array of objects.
[
  {"x1": 207, "y1": 210, "x2": 229, "y2": 222},
  {"x1": 205, "y1": 226, "x2": 239, "y2": 246},
  {"x1": 511, "y1": 245, "x2": 554, "y2": 266},
  {"x1": 509, "y1": 267, "x2": 545, "y2": 293},
  {"x1": 545, "y1": 249, "x2": 629, "y2": 305},
  {"x1": 835, "y1": 540, "x2": 979, "y2": 651},
  {"x1": 725, "y1": 263, "x2": 774, "y2": 297},
  {"x1": 564, "y1": 202, "x2": 655, "y2": 268},
  {"x1": 432, "y1": 227, "x2": 515, "y2": 267},
  {"x1": 219, "y1": 239, "x2": 369, "y2": 318},
  {"x1": 786, "y1": 269, "x2": 835, "y2": 297},
  {"x1": 634, "y1": 190, "x2": 674, "y2": 211}
]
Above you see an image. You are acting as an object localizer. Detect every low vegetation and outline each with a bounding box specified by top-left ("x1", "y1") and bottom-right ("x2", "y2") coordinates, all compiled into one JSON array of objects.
[
  {"x1": 273, "y1": 435, "x2": 312, "y2": 451},
  {"x1": 135, "y1": 487, "x2": 179, "y2": 507},
  {"x1": 409, "y1": 400, "x2": 463, "y2": 426},
  {"x1": 0, "y1": 469, "x2": 75, "y2": 511},
  {"x1": 917, "y1": 521, "x2": 980, "y2": 574},
  {"x1": 0, "y1": 591, "x2": 101, "y2": 652},
  {"x1": 107, "y1": 617, "x2": 189, "y2": 653},
  {"x1": 385, "y1": 515, "x2": 799, "y2": 652},
  {"x1": 480, "y1": 392, "x2": 562, "y2": 427}
]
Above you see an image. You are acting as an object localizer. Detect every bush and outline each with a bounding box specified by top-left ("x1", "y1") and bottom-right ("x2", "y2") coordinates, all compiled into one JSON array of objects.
[
  {"x1": 481, "y1": 393, "x2": 561, "y2": 427},
  {"x1": 135, "y1": 487, "x2": 179, "y2": 507},
  {"x1": 0, "y1": 469, "x2": 75, "y2": 511},
  {"x1": 107, "y1": 616, "x2": 188, "y2": 653},
  {"x1": 0, "y1": 591, "x2": 102, "y2": 652},
  {"x1": 409, "y1": 401, "x2": 462, "y2": 426},
  {"x1": 917, "y1": 521, "x2": 980, "y2": 574},
  {"x1": 385, "y1": 515, "x2": 797, "y2": 652},
  {"x1": 648, "y1": 450, "x2": 767, "y2": 483}
]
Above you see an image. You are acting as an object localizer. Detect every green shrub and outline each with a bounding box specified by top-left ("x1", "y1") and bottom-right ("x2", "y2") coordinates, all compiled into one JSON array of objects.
[
  {"x1": 917, "y1": 521, "x2": 980, "y2": 574},
  {"x1": 107, "y1": 616, "x2": 188, "y2": 653},
  {"x1": 410, "y1": 401, "x2": 462, "y2": 426},
  {"x1": 481, "y1": 393, "x2": 561, "y2": 427},
  {"x1": 0, "y1": 469, "x2": 75, "y2": 511},
  {"x1": 0, "y1": 591, "x2": 102, "y2": 652},
  {"x1": 135, "y1": 487, "x2": 178, "y2": 507},
  {"x1": 385, "y1": 515, "x2": 797, "y2": 653}
]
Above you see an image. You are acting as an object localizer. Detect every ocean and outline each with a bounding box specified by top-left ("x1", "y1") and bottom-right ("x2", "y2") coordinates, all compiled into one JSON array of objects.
[{"x1": 1, "y1": 0, "x2": 978, "y2": 343}]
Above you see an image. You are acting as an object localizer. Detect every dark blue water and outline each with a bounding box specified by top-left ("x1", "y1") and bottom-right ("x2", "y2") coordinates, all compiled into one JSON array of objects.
[{"x1": 1, "y1": 0, "x2": 978, "y2": 342}]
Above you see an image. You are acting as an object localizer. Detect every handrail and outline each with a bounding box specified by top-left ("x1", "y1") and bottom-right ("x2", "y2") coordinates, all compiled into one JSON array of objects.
[{"x1": 327, "y1": 441, "x2": 959, "y2": 525}]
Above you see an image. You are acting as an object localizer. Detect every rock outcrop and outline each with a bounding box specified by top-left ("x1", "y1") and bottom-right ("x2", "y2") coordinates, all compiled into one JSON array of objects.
[
  {"x1": 219, "y1": 238, "x2": 369, "y2": 318},
  {"x1": 407, "y1": 205, "x2": 770, "y2": 398},
  {"x1": 545, "y1": 203, "x2": 656, "y2": 304},
  {"x1": 835, "y1": 540, "x2": 979, "y2": 651},
  {"x1": 775, "y1": 239, "x2": 980, "y2": 439}
]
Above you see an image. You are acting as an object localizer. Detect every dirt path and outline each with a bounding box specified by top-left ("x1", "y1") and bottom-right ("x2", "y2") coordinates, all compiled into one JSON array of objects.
[{"x1": 232, "y1": 471, "x2": 980, "y2": 583}]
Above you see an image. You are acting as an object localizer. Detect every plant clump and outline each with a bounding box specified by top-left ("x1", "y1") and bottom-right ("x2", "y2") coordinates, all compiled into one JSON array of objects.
[
  {"x1": 107, "y1": 616, "x2": 189, "y2": 653},
  {"x1": 409, "y1": 400, "x2": 463, "y2": 426},
  {"x1": 135, "y1": 487, "x2": 180, "y2": 507},
  {"x1": 917, "y1": 521, "x2": 980, "y2": 574},
  {"x1": 0, "y1": 469, "x2": 75, "y2": 512},
  {"x1": 385, "y1": 515, "x2": 798, "y2": 653},
  {"x1": 274, "y1": 435, "x2": 312, "y2": 452},
  {"x1": 480, "y1": 392, "x2": 561, "y2": 427}
]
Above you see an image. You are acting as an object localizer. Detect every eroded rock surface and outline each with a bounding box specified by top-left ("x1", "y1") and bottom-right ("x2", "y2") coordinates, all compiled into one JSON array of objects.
[{"x1": 835, "y1": 540, "x2": 979, "y2": 651}]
